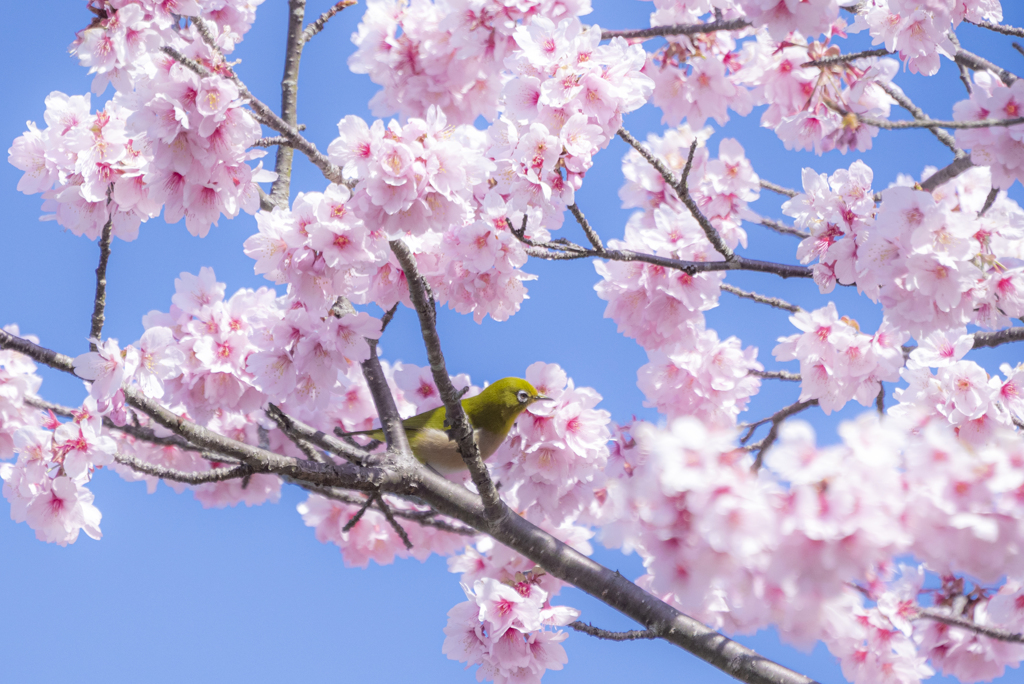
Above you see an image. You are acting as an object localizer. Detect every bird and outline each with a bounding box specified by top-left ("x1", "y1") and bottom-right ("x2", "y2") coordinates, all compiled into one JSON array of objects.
[{"x1": 343, "y1": 377, "x2": 553, "y2": 474}]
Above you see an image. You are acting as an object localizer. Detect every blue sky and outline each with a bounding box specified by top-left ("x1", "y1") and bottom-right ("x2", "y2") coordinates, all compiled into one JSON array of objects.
[{"x1": 2, "y1": 2, "x2": 1023, "y2": 682}]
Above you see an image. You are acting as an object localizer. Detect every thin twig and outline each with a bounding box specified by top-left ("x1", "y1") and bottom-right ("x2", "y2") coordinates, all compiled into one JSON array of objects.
[
  {"x1": 966, "y1": 19, "x2": 1024, "y2": 38},
  {"x1": 89, "y1": 215, "x2": 114, "y2": 351},
  {"x1": 568, "y1": 204, "x2": 605, "y2": 252},
  {"x1": 570, "y1": 621, "x2": 658, "y2": 641},
  {"x1": 721, "y1": 284, "x2": 800, "y2": 312},
  {"x1": 759, "y1": 180, "x2": 799, "y2": 198},
  {"x1": 876, "y1": 385, "x2": 885, "y2": 415},
  {"x1": 618, "y1": 129, "x2": 734, "y2": 261},
  {"x1": 857, "y1": 114, "x2": 1024, "y2": 130},
  {"x1": 309, "y1": 486, "x2": 478, "y2": 536},
  {"x1": 115, "y1": 451, "x2": 252, "y2": 485},
  {"x1": 161, "y1": 44, "x2": 344, "y2": 186},
  {"x1": 757, "y1": 217, "x2": 807, "y2": 238},
  {"x1": 750, "y1": 370, "x2": 801, "y2": 382},
  {"x1": 342, "y1": 494, "x2": 374, "y2": 532},
  {"x1": 599, "y1": 18, "x2": 751, "y2": 41},
  {"x1": 744, "y1": 399, "x2": 819, "y2": 470},
  {"x1": 878, "y1": 82, "x2": 963, "y2": 156},
  {"x1": 374, "y1": 493, "x2": 414, "y2": 550},
  {"x1": 916, "y1": 608, "x2": 1024, "y2": 643},
  {"x1": 302, "y1": 0, "x2": 357, "y2": 43},
  {"x1": 979, "y1": 187, "x2": 999, "y2": 217},
  {"x1": 802, "y1": 48, "x2": 891, "y2": 68},
  {"x1": 265, "y1": 403, "x2": 337, "y2": 467}
]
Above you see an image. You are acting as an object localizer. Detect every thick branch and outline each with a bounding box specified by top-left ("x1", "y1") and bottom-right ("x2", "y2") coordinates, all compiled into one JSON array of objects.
[
  {"x1": 0, "y1": 330, "x2": 384, "y2": 490},
  {"x1": 270, "y1": 0, "x2": 307, "y2": 208},
  {"x1": 7, "y1": 329, "x2": 821, "y2": 684},
  {"x1": 953, "y1": 43, "x2": 1018, "y2": 85},
  {"x1": 920, "y1": 155, "x2": 975, "y2": 192},
  {"x1": 599, "y1": 18, "x2": 750, "y2": 41},
  {"x1": 972, "y1": 327, "x2": 1024, "y2": 349},
  {"x1": 89, "y1": 216, "x2": 114, "y2": 351},
  {"x1": 389, "y1": 240, "x2": 504, "y2": 521}
]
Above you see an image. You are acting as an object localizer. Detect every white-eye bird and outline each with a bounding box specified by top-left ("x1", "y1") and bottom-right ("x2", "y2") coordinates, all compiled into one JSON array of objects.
[{"x1": 345, "y1": 377, "x2": 552, "y2": 474}]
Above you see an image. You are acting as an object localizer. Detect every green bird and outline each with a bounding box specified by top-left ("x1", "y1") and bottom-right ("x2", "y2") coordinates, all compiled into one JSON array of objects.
[{"x1": 347, "y1": 377, "x2": 552, "y2": 474}]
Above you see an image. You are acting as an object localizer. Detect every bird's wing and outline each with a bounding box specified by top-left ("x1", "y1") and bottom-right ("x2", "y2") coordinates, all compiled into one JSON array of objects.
[
  {"x1": 338, "y1": 405, "x2": 448, "y2": 440},
  {"x1": 401, "y1": 405, "x2": 447, "y2": 433}
]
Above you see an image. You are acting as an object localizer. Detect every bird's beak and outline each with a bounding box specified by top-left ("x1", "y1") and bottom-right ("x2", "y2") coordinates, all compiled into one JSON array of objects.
[{"x1": 533, "y1": 395, "x2": 555, "y2": 403}]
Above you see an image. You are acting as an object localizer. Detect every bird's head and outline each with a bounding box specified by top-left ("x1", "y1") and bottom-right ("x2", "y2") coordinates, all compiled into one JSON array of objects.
[{"x1": 463, "y1": 377, "x2": 554, "y2": 434}]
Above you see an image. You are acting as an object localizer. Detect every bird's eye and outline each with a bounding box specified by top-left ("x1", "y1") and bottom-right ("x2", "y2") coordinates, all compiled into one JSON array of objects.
[{"x1": 516, "y1": 390, "x2": 530, "y2": 404}]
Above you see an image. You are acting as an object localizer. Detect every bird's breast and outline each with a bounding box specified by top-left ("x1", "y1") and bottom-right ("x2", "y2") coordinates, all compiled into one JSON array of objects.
[{"x1": 412, "y1": 427, "x2": 506, "y2": 474}]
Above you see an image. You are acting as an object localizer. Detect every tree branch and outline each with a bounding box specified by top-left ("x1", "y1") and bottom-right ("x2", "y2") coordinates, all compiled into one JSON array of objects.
[
  {"x1": 161, "y1": 44, "x2": 344, "y2": 186},
  {"x1": 302, "y1": 0, "x2": 357, "y2": 43},
  {"x1": 568, "y1": 203, "x2": 605, "y2": 252},
  {"x1": 971, "y1": 327, "x2": 1024, "y2": 349},
  {"x1": 802, "y1": 48, "x2": 891, "y2": 68},
  {"x1": 570, "y1": 621, "x2": 658, "y2": 641},
  {"x1": 743, "y1": 399, "x2": 819, "y2": 470},
  {"x1": 877, "y1": 82, "x2": 964, "y2": 156},
  {"x1": 3, "y1": 329, "x2": 821, "y2": 684},
  {"x1": 269, "y1": 0, "x2": 307, "y2": 208},
  {"x1": 389, "y1": 240, "x2": 504, "y2": 522},
  {"x1": 89, "y1": 215, "x2": 114, "y2": 351},
  {"x1": 757, "y1": 217, "x2": 807, "y2": 239},
  {"x1": 920, "y1": 155, "x2": 975, "y2": 192},
  {"x1": 953, "y1": 42, "x2": 1018, "y2": 85},
  {"x1": 750, "y1": 370, "x2": 801, "y2": 382},
  {"x1": 115, "y1": 451, "x2": 252, "y2": 485},
  {"x1": 966, "y1": 19, "x2": 1024, "y2": 38},
  {"x1": 916, "y1": 607, "x2": 1024, "y2": 643},
  {"x1": 721, "y1": 284, "x2": 801, "y2": 313},
  {"x1": 599, "y1": 18, "x2": 751, "y2": 41},
  {"x1": 759, "y1": 180, "x2": 798, "y2": 198},
  {"x1": 0, "y1": 330, "x2": 382, "y2": 489}
]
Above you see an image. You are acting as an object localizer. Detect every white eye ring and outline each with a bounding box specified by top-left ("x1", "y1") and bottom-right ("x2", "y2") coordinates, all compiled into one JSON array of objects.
[{"x1": 517, "y1": 390, "x2": 530, "y2": 404}]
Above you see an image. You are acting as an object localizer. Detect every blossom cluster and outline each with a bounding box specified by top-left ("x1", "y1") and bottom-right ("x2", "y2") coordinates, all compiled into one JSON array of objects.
[
  {"x1": 786, "y1": 162, "x2": 1024, "y2": 337},
  {"x1": 773, "y1": 303, "x2": 906, "y2": 415},
  {"x1": 489, "y1": 362, "x2": 611, "y2": 526},
  {"x1": 893, "y1": 328, "x2": 1024, "y2": 444},
  {"x1": 329, "y1": 108, "x2": 494, "y2": 238},
  {"x1": 349, "y1": 0, "x2": 593, "y2": 125},
  {"x1": 443, "y1": 526, "x2": 589, "y2": 684},
  {"x1": 596, "y1": 127, "x2": 763, "y2": 427},
  {"x1": 599, "y1": 413, "x2": 1024, "y2": 683},
  {"x1": 8, "y1": 1, "x2": 273, "y2": 241},
  {"x1": 852, "y1": 0, "x2": 1003, "y2": 76},
  {"x1": 954, "y1": 72, "x2": 1024, "y2": 191},
  {"x1": 0, "y1": 326, "x2": 105, "y2": 546},
  {"x1": 491, "y1": 16, "x2": 653, "y2": 225}
]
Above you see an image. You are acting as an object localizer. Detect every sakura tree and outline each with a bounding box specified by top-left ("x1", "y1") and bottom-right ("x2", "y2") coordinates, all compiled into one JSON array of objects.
[{"x1": 5, "y1": 1, "x2": 1024, "y2": 683}]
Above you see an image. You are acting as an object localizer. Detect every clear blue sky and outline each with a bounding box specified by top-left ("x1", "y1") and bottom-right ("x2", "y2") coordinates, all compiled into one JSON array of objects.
[{"x1": 2, "y1": 2, "x2": 1022, "y2": 683}]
